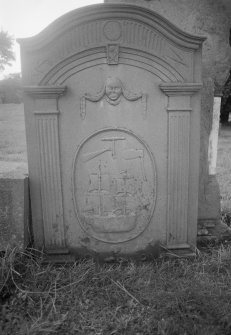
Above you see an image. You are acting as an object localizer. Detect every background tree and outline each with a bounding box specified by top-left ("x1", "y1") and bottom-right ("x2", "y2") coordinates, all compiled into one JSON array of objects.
[
  {"x1": 0, "y1": 30, "x2": 15, "y2": 71},
  {"x1": 0, "y1": 73, "x2": 22, "y2": 103},
  {"x1": 219, "y1": 70, "x2": 231, "y2": 123}
]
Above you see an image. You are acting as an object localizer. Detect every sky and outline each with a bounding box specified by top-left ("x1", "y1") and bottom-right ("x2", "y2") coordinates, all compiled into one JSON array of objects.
[{"x1": 0, "y1": 0, "x2": 103, "y2": 78}]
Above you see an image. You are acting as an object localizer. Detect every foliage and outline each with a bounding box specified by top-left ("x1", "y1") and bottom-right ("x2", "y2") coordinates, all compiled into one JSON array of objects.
[
  {"x1": 0, "y1": 30, "x2": 15, "y2": 72},
  {"x1": 0, "y1": 73, "x2": 22, "y2": 103},
  {"x1": 220, "y1": 70, "x2": 231, "y2": 123}
]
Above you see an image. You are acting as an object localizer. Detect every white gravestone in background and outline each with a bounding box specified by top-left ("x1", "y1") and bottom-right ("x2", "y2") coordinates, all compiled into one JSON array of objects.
[{"x1": 208, "y1": 96, "x2": 222, "y2": 175}]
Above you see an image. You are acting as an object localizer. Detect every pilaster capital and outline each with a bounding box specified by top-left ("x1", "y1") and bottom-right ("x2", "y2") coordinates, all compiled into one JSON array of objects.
[
  {"x1": 24, "y1": 86, "x2": 67, "y2": 99},
  {"x1": 160, "y1": 82, "x2": 202, "y2": 111},
  {"x1": 159, "y1": 83, "x2": 202, "y2": 96}
]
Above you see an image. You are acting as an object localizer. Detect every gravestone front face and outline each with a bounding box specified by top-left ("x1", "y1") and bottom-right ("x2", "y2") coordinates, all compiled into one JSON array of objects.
[{"x1": 19, "y1": 4, "x2": 204, "y2": 258}]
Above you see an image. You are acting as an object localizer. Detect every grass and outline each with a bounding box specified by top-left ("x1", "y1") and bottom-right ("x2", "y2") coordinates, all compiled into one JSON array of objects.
[
  {"x1": 0, "y1": 106, "x2": 231, "y2": 334},
  {"x1": 1, "y1": 246, "x2": 231, "y2": 335},
  {"x1": 0, "y1": 103, "x2": 27, "y2": 178}
]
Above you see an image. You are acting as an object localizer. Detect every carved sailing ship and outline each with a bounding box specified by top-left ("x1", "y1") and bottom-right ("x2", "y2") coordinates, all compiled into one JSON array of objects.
[
  {"x1": 79, "y1": 134, "x2": 152, "y2": 234},
  {"x1": 83, "y1": 165, "x2": 139, "y2": 233}
]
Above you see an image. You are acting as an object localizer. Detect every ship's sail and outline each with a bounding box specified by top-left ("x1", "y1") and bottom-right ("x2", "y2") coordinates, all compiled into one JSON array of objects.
[
  {"x1": 88, "y1": 173, "x2": 110, "y2": 192},
  {"x1": 88, "y1": 173, "x2": 98, "y2": 192}
]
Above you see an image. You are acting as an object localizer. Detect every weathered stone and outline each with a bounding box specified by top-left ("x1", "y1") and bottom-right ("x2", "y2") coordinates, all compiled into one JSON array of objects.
[
  {"x1": 0, "y1": 177, "x2": 30, "y2": 250},
  {"x1": 105, "y1": 0, "x2": 231, "y2": 239},
  {"x1": 198, "y1": 222, "x2": 231, "y2": 244},
  {"x1": 197, "y1": 228, "x2": 209, "y2": 236},
  {"x1": 105, "y1": 0, "x2": 231, "y2": 85},
  {"x1": 19, "y1": 3, "x2": 204, "y2": 258},
  {"x1": 198, "y1": 175, "x2": 221, "y2": 220}
]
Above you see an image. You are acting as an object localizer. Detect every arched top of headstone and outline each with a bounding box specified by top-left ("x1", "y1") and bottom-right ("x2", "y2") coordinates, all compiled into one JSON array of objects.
[{"x1": 18, "y1": 4, "x2": 206, "y2": 85}]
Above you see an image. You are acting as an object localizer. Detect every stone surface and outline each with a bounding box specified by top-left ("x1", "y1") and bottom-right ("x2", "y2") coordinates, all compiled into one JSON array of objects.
[
  {"x1": 19, "y1": 4, "x2": 203, "y2": 258},
  {"x1": 0, "y1": 177, "x2": 30, "y2": 251},
  {"x1": 105, "y1": 0, "x2": 231, "y2": 85},
  {"x1": 105, "y1": 0, "x2": 231, "y2": 233}
]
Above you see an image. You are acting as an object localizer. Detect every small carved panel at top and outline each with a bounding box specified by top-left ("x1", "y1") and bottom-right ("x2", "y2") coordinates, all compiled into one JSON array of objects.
[
  {"x1": 107, "y1": 44, "x2": 119, "y2": 65},
  {"x1": 80, "y1": 76, "x2": 148, "y2": 120},
  {"x1": 103, "y1": 21, "x2": 122, "y2": 41}
]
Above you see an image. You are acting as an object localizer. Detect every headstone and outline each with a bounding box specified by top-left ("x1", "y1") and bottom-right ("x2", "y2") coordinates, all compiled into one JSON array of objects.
[
  {"x1": 18, "y1": 4, "x2": 204, "y2": 259},
  {"x1": 208, "y1": 96, "x2": 222, "y2": 175}
]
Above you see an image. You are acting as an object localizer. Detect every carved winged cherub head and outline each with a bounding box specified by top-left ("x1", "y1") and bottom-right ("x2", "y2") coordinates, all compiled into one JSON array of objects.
[
  {"x1": 105, "y1": 77, "x2": 123, "y2": 105},
  {"x1": 80, "y1": 76, "x2": 147, "y2": 120}
]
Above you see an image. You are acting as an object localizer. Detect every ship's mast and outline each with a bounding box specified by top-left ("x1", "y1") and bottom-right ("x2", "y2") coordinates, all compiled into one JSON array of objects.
[{"x1": 97, "y1": 162, "x2": 103, "y2": 216}]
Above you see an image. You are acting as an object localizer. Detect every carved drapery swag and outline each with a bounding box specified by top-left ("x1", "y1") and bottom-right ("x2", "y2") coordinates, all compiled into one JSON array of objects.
[{"x1": 80, "y1": 77, "x2": 147, "y2": 120}]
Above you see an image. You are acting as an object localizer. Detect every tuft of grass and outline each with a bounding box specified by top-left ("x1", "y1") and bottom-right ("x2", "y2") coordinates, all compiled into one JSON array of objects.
[
  {"x1": 221, "y1": 208, "x2": 231, "y2": 227},
  {"x1": 1, "y1": 247, "x2": 231, "y2": 334}
]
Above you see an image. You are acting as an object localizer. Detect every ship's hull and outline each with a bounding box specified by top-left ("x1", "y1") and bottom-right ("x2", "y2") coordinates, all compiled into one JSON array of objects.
[{"x1": 83, "y1": 214, "x2": 137, "y2": 233}]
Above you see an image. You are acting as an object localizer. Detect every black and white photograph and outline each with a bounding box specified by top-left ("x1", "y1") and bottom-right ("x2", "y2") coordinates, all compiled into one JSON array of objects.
[{"x1": 0, "y1": 1, "x2": 231, "y2": 334}]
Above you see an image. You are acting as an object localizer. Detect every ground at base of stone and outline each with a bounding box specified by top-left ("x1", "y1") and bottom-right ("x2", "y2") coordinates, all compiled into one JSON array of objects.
[{"x1": 1, "y1": 245, "x2": 231, "y2": 335}]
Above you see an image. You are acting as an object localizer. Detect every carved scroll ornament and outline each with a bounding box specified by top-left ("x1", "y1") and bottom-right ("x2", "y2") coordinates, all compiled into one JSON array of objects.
[{"x1": 80, "y1": 76, "x2": 147, "y2": 120}]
